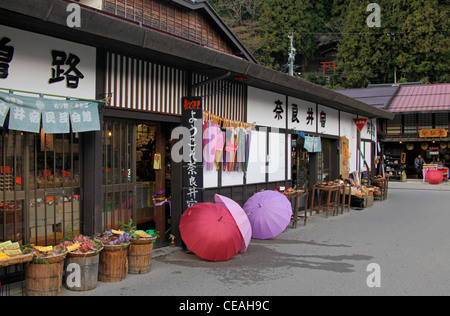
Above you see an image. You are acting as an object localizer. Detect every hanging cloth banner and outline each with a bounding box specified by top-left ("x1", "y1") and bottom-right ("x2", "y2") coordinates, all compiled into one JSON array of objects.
[
  {"x1": 0, "y1": 91, "x2": 100, "y2": 133},
  {"x1": 304, "y1": 136, "x2": 322, "y2": 153}
]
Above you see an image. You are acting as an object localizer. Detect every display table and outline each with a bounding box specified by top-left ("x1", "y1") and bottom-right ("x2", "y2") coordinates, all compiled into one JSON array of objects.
[
  {"x1": 281, "y1": 190, "x2": 309, "y2": 228},
  {"x1": 0, "y1": 253, "x2": 32, "y2": 296},
  {"x1": 310, "y1": 185, "x2": 340, "y2": 218}
]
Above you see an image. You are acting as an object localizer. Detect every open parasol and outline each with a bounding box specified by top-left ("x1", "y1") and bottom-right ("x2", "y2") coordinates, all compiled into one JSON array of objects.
[
  {"x1": 243, "y1": 191, "x2": 292, "y2": 240},
  {"x1": 179, "y1": 202, "x2": 243, "y2": 261},
  {"x1": 214, "y1": 194, "x2": 252, "y2": 253}
]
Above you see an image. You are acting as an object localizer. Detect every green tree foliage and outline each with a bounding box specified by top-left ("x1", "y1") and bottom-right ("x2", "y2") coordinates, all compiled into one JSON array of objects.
[
  {"x1": 209, "y1": 0, "x2": 449, "y2": 87},
  {"x1": 208, "y1": 0, "x2": 265, "y2": 59},
  {"x1": 256, "y1": 0, "x2": 331, "y2": 69},
  {"x1": 333, "y1": 0, "x2": 449, "y2": 87}
]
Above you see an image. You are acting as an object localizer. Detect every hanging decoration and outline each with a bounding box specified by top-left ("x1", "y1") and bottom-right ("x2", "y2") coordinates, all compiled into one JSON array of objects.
[
  {"x1": 0, "y1": 90, "x2": 100, "y2": 133},
  {"x1": 202, "y1": 111, "x2": 253, "y2": 173}
]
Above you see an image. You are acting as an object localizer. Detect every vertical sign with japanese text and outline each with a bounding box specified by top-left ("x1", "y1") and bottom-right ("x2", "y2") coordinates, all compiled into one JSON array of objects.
[{"x1": 181, "y1": 97, "x2": 204, "y2": 212}]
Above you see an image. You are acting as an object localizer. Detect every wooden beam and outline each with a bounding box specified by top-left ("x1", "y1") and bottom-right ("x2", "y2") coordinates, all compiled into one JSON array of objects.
[{"x1": 154, "y1": 123, "x2": 166, "y2": 242}]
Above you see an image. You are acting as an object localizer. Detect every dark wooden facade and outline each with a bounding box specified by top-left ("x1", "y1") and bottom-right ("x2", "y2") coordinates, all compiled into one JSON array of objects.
[{"x1": 103, "y1": 0, "x2": 239, "y2": 57}]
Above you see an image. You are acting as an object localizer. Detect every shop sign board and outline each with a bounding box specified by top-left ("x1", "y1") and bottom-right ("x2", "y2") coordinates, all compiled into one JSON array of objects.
[
  {"x1": 181, "y1": 97, "x2": 204, "y2": 212},
  {"x1": 0, "y1": 24, "x2": 96, "y2": 99},
  {"x1": 419, "y1": 129, "x2": 448, "y2": 138}
]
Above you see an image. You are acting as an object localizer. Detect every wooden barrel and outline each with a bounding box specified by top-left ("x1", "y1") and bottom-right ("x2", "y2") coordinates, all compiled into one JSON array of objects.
[
  {"x1": 98, "y1": 244, "x2": 129, "y2": 282},
  {"x1": 25, "y1": 254, "x2": 66, "y2": 296},
  {"x1": 64, "y1": 250, "x2": 102, "y2": 291},
  {"x1": 128, "y1": 237, "x2": 156, "y2": 274}
]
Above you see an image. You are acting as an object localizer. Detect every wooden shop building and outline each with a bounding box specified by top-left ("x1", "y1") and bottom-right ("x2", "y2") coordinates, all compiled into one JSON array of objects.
[{"x1": 0, "y1": 0, "x2": 393, "y2": 257}]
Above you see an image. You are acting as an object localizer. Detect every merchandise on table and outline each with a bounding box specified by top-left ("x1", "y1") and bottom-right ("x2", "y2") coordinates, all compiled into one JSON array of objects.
[{"x1": 0, "y1": 241, "x2": 23, "y2": 257}]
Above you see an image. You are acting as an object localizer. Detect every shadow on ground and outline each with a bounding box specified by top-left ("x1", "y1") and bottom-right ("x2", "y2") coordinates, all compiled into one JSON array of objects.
[{"x1": 156, "y1": 238, "x2": 373, "y2": 286}]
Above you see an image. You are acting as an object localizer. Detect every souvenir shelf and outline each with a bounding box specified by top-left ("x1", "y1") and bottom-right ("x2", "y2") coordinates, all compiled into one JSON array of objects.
[{"x1": 384, "y1": 153, "x2": 405, "y2": 181}]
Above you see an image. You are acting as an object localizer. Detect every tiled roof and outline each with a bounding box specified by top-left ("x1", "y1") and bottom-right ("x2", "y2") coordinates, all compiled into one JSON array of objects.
[
  {"x1": 387, "y1": 83, "x2": 450, "y2": 113},
  {"x1": 333, "y1": 86, "x2": 399, "y2": 109}
]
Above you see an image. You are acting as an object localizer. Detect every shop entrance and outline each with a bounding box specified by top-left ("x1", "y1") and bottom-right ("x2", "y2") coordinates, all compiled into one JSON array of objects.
[
  {"x1": 102, "y1": 119, "x2": 172, "y2": 243},
  {"x1": 291, "y1": 135, "x2": 310, "y2": 189},
  {"x1": 318, "y1": 138, "x2": 339, "y2": 182}
]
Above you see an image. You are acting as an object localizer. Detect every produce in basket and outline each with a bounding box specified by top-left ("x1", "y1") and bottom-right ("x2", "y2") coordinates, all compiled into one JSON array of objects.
[
  {"x1": 0, "y1": 241, "x2": 23, "y2": 257},
  {"x1": 60, "y1": 234, "x2": 102, "y2": 254},
  {"x1": 95, "y1": 229, "x2": 132, "y2": 246},
  {"x1": 22, "y1": 244, "x2": 66, "y2": 260}
]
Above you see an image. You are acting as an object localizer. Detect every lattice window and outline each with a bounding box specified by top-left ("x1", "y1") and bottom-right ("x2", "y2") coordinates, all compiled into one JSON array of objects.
[
  {"x1": 403, "y1": 114, "x2": 417, "y2": 134},
  {"x1": 435, "y1": 113, "x2": 449, "y2": 130},
  {"x1": 418, "y1": 113, "x2": 433, "y2": 130}
]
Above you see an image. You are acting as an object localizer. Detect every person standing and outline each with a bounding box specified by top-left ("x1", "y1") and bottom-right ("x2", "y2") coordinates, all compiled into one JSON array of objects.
[{"x1": 414, "y1": 154, "x2": 426, "y2": 179}]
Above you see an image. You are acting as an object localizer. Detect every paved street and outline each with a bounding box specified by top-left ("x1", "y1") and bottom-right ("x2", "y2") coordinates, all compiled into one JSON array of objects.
[{"x1": 62, "y1": 180, "x2": 450, "y2": 297}]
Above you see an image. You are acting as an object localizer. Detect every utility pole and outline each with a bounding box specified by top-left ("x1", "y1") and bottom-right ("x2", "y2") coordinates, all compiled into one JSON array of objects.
[
  {"x1": 287, "y1": 33, "x2": 296, "y2": 77},
  {"x1": 387, "y1": 32, "x2": 397, "y2": 83}
]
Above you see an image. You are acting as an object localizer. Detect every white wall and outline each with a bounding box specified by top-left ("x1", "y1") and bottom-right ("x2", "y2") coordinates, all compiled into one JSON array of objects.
[
  {"x1": 339, "y1": 112, "x2": 358, "y2": 173},
  {"x1": 246, "y1": 129, "x2": 267, "y2": 184},
  {"x1": 203, "y1": 165, "x2": 218, "y2": 188},
  {"x1": 268, "y1": 132, "x2": 286, "y2": 182}
]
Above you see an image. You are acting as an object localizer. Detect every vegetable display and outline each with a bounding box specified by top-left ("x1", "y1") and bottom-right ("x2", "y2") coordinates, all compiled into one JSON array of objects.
[
  {"x1": 95, "y1": 229, "x2": 132, "y2": 245},
  {"x1": 22, "y1": 244, "x2": 66, "y2": 261},
  {"x1": 60, "y1": 234, "x2": 102, "y2": 254}
]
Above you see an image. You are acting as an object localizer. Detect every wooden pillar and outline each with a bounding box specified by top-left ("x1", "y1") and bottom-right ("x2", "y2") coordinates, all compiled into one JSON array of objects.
[
  {"x1": 81, "y1": 130, "x2": 103, "y2": 236},
  {"x1": 154, "y1": 123, "x2": 166, "y2": 242}
]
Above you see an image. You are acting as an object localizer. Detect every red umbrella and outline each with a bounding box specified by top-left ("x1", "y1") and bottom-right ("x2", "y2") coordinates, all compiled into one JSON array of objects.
[{"x1": 179, "y1": 203, "x2": 243, "y2": 262}]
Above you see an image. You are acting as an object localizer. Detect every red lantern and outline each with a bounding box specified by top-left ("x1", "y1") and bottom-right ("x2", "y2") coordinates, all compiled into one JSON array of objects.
[{"x1": 426, "y1": 170, "x2": 444, "y2": 185}]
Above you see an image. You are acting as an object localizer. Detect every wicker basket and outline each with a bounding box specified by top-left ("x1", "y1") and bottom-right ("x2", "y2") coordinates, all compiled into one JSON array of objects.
[{"x1": 0, "y1": 253, "x2": 33, "y2": 267}]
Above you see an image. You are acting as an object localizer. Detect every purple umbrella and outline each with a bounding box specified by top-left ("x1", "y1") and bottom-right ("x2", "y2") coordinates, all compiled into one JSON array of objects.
[
  {"x1": 214, "y1": 194, "x2": 252, "y2": 253},
  {"x1": 243, "y1": 191, "x2": 292, "y2": 240}
]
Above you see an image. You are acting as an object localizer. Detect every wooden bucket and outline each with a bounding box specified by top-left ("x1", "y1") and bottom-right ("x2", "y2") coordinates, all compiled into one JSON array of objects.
[
  {"x1": 128, "y1": 237, "x2": 156, "y2": 274},
  {"x1": 98, "y1": 244, "x2": 129, "y2": 282},
  {"x1": 64, "y1": 249, "x2": 102, "y2": 291},
  {"x1": 25, "y1": 253, "x2": 66, "y2": 296}
]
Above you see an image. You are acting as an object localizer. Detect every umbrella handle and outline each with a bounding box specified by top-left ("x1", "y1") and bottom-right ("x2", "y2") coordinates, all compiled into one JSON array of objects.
[{"x1": 218, "y1": 216, "x2": 223, "y2": 222}]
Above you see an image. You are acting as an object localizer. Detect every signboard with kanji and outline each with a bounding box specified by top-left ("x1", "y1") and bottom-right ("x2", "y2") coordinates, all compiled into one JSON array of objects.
[{"x1": 0, "y1": 24, "x2": 96, "y2": 99}]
